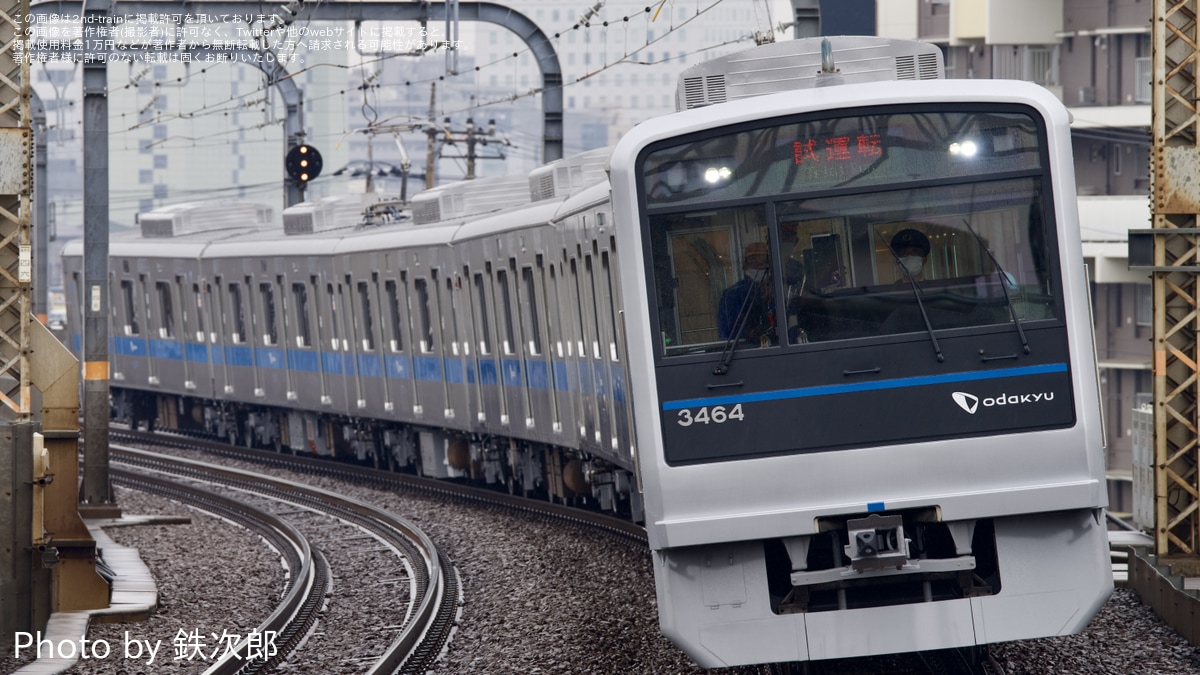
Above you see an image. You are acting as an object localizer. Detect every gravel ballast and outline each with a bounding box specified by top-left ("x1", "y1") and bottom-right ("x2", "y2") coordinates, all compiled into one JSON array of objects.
[{"x1": 6, "y1": 449, "x2": 1200, "y2": 674}]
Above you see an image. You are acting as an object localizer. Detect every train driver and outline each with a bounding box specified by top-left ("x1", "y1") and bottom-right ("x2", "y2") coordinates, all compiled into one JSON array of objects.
[
  {"x1": 718, "y1": 242, "x2": 777, "y2": 347},
  {"x1": 890, "y1": 228, "x2": 931, "y2": 282}
]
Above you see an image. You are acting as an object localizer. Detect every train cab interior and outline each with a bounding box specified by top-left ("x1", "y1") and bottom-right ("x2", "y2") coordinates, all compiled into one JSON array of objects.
[{"x1": 651, "y1": 176, "x2": 1056, "y2": 357}]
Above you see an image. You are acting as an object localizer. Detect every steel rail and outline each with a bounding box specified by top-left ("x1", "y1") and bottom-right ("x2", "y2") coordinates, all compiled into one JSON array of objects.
[
  {"x1": 111, "y1": 442, "x2": 452, "y2": 674},
  {"x1": 110, "y1": 467, "x2": 327, "y2": 674}
]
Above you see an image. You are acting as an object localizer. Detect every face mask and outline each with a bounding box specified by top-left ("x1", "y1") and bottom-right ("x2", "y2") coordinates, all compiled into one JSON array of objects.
[
  {"x1": 747, "y1": 268, "x2": 768, "y2": 283},
  {"x1": 899, "y1": 256, "x2": 924, "y2": 276}
]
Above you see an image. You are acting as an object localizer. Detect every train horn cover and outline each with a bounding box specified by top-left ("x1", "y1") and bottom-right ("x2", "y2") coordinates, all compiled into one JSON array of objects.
[{"x1": 286, "y1": 144, "x2": 324, "y2": 183}]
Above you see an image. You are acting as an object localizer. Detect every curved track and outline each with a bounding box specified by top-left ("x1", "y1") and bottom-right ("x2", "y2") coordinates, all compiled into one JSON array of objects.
[{"x1": 112, "y1": 442, "x2": 457, "y2": 674}]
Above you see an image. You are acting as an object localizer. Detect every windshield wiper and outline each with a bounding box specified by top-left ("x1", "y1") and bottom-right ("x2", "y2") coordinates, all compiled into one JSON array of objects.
[
  {"x1": 713, "y1": 280, "x2": 761, "y2": 375},
  {"x1": 878, "y1": 231, "x2": 943, "y2": 363},
  {"x1": 962, "y1": 219, "x2": 1030, "y2": 355}
]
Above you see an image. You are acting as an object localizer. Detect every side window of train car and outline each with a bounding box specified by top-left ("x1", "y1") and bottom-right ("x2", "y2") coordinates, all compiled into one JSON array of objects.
[
  {"x1": 188, "y1": 283, "x2": 204, "y2": 342},
  {"x1": 292, "y1": 283, "x2": 312, "y2": 348},
  {"x1": 445, "y1": 276, "x2": 463, "y2": 355},
  {"x1": 120, "y1": 279, "x2": 139, "y2": 336},
  {"x1": 384, "y1": 279, "x2": 404, "y2": 353},
  {"x1": 155, "y1": 281, "x2": 174, "y2": 339},
  {"x1": 228, "y1": 282, "x2": 247, "y2": 343},
  {"x1": 546, "y1": 263, "x2": 565, "y2": 358},
  {"x1": 496, "y1": 269, "x2": 516, "y2": 355},
  {"x1": 584, "y1": 255, "x2": 603, "y2": 360},
  {"x1": 473, "y1": 272, "x2": 492, "y2": 355},
  {"x1": 325, "y1": 283, "x2": 341, "y2": 350},
  {"x1": 259, "y1": 282, "x2": 278, "y2": 346},
  {"x1": 601, "y1": 250, "x2": 621, "y2": 362},
  {"x1": 357, "y1": 281, "x2": 376, "y2": 351},
  {"x1": 414, "y1": 278, "x2": 435, "y2": 353},
  {"x1": 521, "y1": 266, "x2": 543, "y2": 356}
]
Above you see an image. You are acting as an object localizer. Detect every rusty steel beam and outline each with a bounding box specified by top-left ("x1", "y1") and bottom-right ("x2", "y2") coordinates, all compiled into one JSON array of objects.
[
  {"x1": 0, "y1": 0, "x2": 30, "y2": 417},
  {"x1": 1152, "y1": 0, "x2": 1200, "y2": 557}
]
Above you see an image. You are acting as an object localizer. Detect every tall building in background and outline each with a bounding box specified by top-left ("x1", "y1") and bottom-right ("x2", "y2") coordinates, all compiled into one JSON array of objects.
[{"x1": 877, "y1": 0, "x2": 1152, "y2": 514}]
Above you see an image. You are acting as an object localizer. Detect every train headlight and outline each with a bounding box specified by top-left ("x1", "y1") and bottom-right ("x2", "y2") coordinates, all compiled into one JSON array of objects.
[
  {"x1": 703, "y1": 166, "x2": 732, "y2": 184},
  {"x1": 949, "y1": 140, "x2": 978, "y2": 157}
]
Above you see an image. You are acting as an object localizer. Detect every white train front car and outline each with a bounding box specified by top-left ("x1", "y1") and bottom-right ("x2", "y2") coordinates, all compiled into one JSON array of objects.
[{"x1": 609, "y1": 37, "x2": 1112, "y2": 666}]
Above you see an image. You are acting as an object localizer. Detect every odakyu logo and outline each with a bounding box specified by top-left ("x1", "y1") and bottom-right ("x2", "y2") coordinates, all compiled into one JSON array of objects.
[{"x1": 951, "y1": 390, "x2": 1055, "y2": 414}]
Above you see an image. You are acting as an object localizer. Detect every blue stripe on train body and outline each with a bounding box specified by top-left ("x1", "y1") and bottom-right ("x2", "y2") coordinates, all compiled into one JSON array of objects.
[
  {"x1": 185, "y1": 343, "x2": 209, "y2": 363},
  {"x1": 288, "y1": 350, "x2": 319, "y2": 372},
  {"x1": 358, "y1": 354, "x2": 382, "y2": 378},
  {"x1": 414, "y1": 355, "x2": 442, "y2": 381},
  {"x1": 526, "y1": 361, "x2": 549, "y2": 389},
  {"x1": 112, "y1": 336, "x2": 147, "y2": 356},
  {"x1": 143, "y1": 344, "x2": 636, "y2": 400},
  {"x1": 444, "y1": 358, "x2": 465, "y2": 384},
  {"x1": 224, "y1": 345, "x2": 253, "y2": 367},
  {"x1": 256, "y1": 347, "x2": 285, "y2": 369},
  {"x1": 149, "y1": 339, "x2": 182, "y2": 360},
  {"x1": 321, "y1": 352, "x2": 344, "y2": 375},
  {"x1": 385, "y1": 355, "x2": 411, "y2": 379},
  {"x1": 501, "y1": 359, "x2": 522, "y2": 387},
  {"x1": 479, "y1": 360, "x2": 498, "y2": 385},
  {"x1": 661, "y1": 363, "x2": 1070, "y2": 411}
]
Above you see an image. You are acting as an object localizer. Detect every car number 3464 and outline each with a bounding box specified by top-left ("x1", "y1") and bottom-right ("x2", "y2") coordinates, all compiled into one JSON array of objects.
[{"x1": 676, "y1": 404, "x2": 744, "y2": 427}]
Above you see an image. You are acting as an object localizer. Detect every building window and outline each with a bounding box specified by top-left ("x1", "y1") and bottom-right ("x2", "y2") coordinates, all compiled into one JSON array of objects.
[
  {"x1": 1135, "y1": 57, "x2": 1151, "y2": 104},
  {"x1": 1136, "y1": 284, "x2": 1152, "y2": 327}
]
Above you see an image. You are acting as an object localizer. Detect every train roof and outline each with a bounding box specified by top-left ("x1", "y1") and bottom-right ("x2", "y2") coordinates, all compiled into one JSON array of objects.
[{"x1": 138, "y1": 200, "x2": 276, "y2": 238}]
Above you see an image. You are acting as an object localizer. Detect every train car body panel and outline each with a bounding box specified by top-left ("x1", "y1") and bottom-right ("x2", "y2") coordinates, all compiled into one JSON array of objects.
[{"x1": 609, "y1": 43, "x2": 1110, "y2": 666}]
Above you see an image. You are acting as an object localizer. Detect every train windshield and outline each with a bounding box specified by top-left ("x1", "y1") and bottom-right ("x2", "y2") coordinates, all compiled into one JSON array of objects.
[{"x1": 640, "y1": 107, "x2": 1056, "y2": 356}]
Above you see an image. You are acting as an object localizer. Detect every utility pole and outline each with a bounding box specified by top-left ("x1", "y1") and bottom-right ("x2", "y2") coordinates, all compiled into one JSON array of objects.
[
  {"x1": 425, "y1": 83, "x2": 438, "y2": 189},
  {"x1": 438, "y1": 117, "x2": 508, "y2": 180}
]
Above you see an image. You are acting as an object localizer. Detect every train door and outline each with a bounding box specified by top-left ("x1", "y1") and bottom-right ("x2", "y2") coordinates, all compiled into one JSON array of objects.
[
  {"x1": 257, "y1": 277, "x2": 287, "y2": 398},
  {"x1": 325, "y1": 280, "x2": 349, "y2": 409},
  {"x1": 273, "y1": 275, "x2": 296, "y2": 401},
  {"x1": 469, "y1": 267, "x2": 502, "y2": 429},
  {"x1": 584, "y1": 251, "x2": 613, "y2": 452},
  {"x1": 599, "y1": 247, "x2": 628, "y2": 459},
  {"x1": 545, "y1": 259, "x2": 570, "y2": 437},
  {"x1": 411, "y1": 272, "x2": 445, "y2": 418},
  {"x1": 151, "y1": 278, "x2": 181, "y2": 388},
  {"x1": 209, "y1": 276, "x2": 233, "y2": 398},
  {"x1": 519, "y1": 260, "x2": 551, "y2": 436},
  {"x1": 436, "y1": 271, "x2": 463, "y2": 420},
  {"x1": 345, "y1": 274, "x2": 368, "y2": 410},
  {"x1": 308, "y1": 276, "x2": 333, "y2": 406},
  {"x1": 358, "y1": 273, "x2": 390, "y2": 417},
  {"x1": 173, "y1": 276, "x2": 193, "y2": 391},
  {"x1": 568, "y1": 254, "x2": 599, "y2": 451},
  {"x1": 227, "y1": 278, "x2": 255, "y2": 397},
  {"x1": 495, "y1": 264, "x2": 525, "y2": 429},
  {"x1": 381, "y1": 276, "x2": 410, "y2": 416},
  {"x1": 139, "y1": 273, "x2": 157, "y2": 386}
]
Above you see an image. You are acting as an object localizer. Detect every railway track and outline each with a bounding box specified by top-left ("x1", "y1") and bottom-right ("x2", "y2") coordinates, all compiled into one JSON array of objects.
[
  {"x1": 112, "y1": 428, "x2": 1019, "y2": 675},
  {"x1": 111, "y1": 443, "x2": 458, "y2": 674}
]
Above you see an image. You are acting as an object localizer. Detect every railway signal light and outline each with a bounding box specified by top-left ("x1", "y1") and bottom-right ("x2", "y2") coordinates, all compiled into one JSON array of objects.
[{"x1": 286, "y1": 144, "x2": 323, "y2": 183}]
